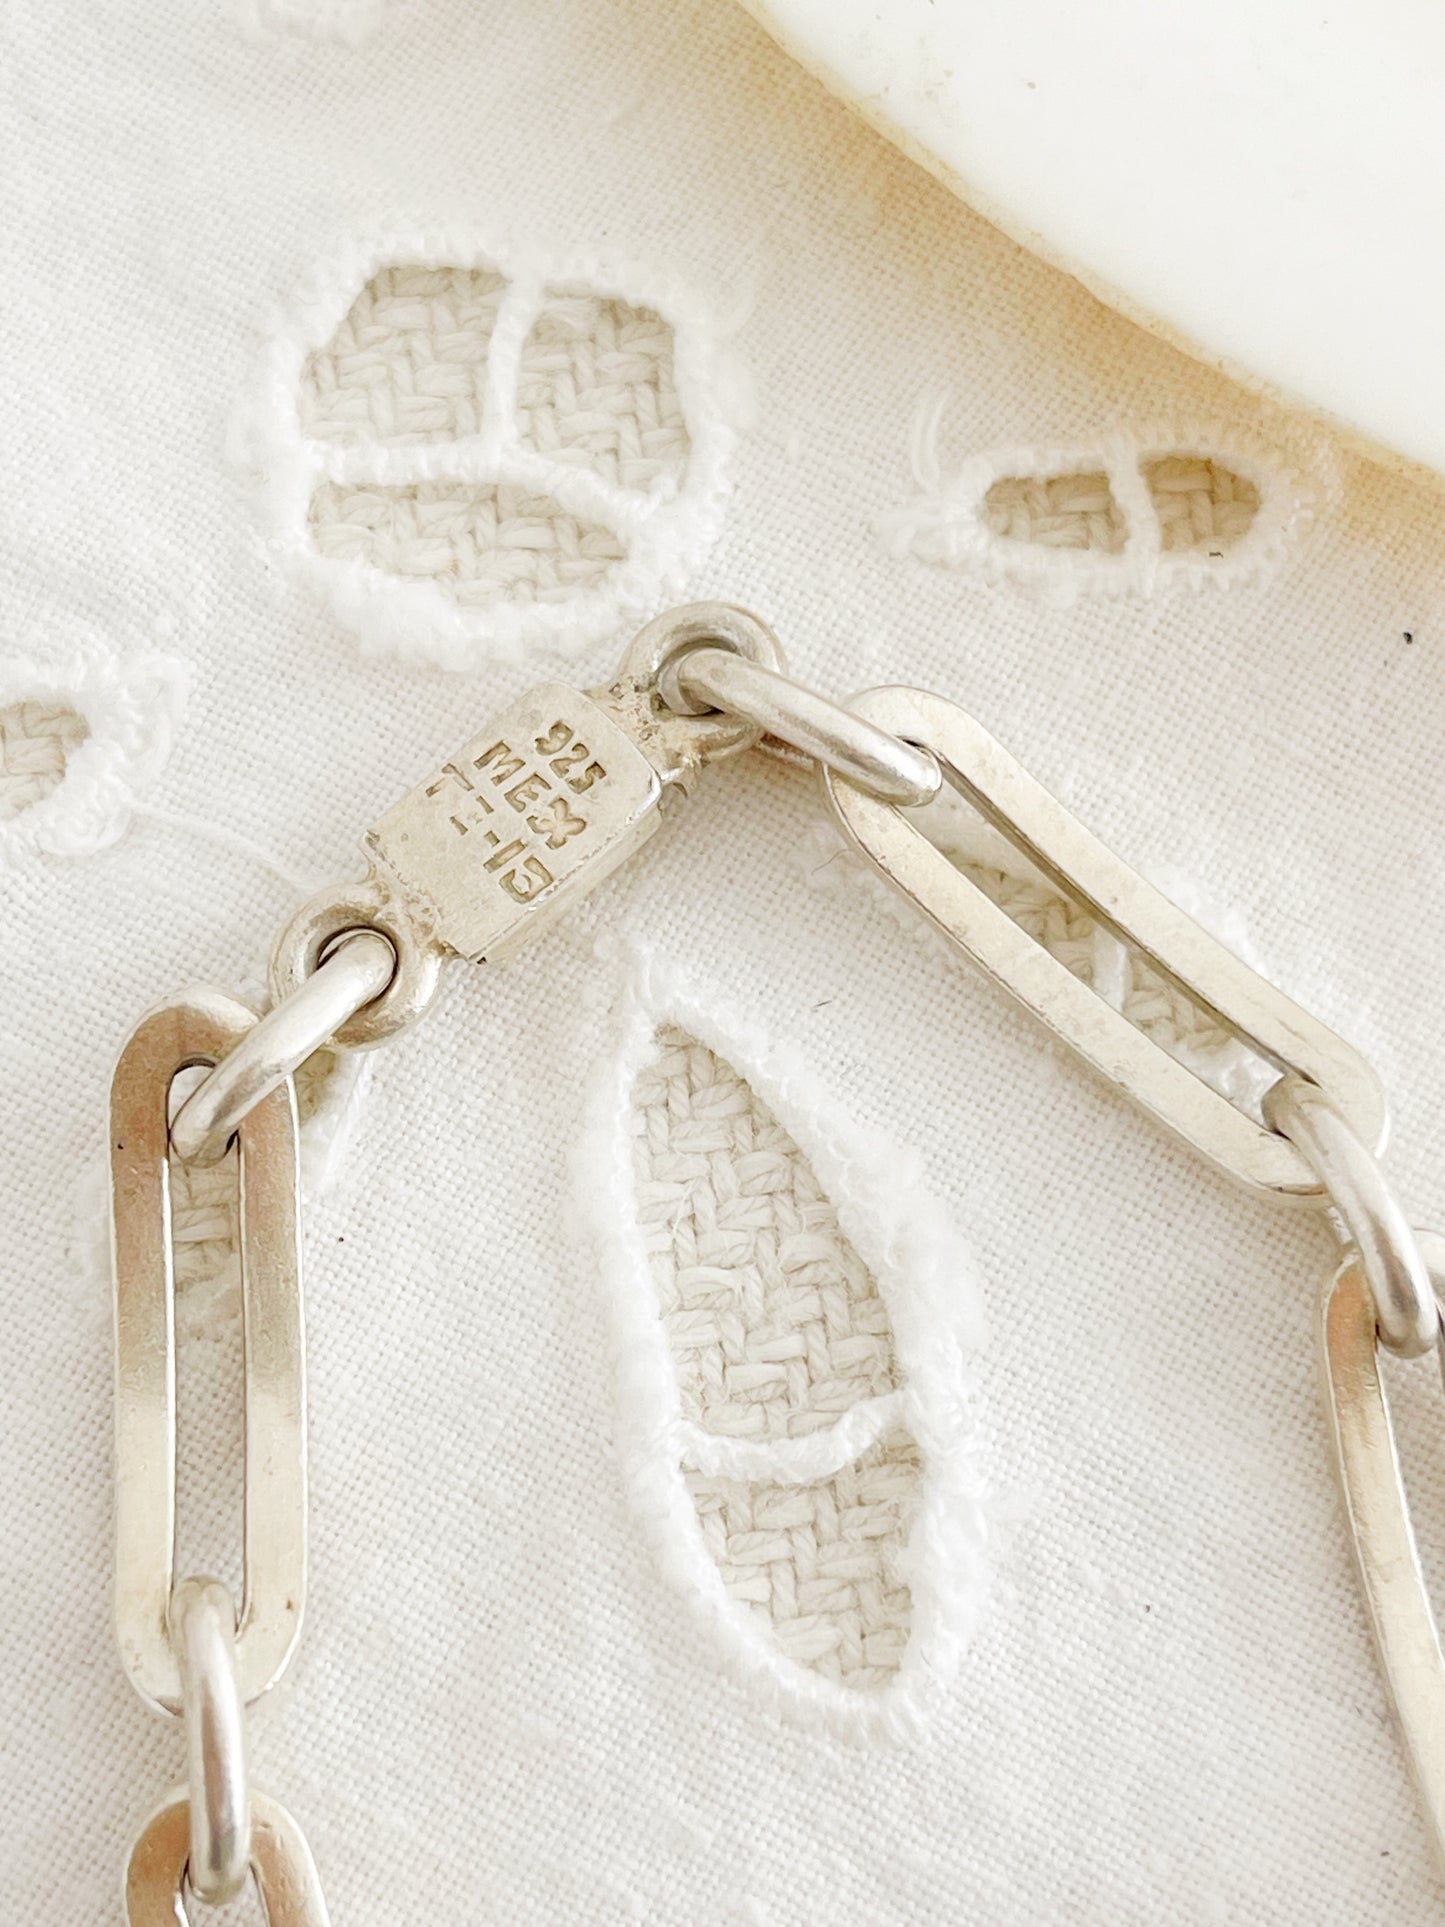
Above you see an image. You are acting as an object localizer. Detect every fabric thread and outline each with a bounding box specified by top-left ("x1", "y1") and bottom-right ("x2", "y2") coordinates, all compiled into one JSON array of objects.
[
  {"x1": 979, "y1": 457, "x2": 1261, "y2": 557},
  {"x1": 307, "y1": 481, "x2": 628, "y2": 606},
  {"x1": 0, "y1": 699, "x2": 91, "y2": 820}
]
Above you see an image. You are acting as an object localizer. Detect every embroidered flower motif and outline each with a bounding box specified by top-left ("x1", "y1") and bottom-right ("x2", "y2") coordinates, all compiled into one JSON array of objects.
[
  {"x1": 878, "y1": 395, "x2": 1330, "y2": 607},
  {"x1": 239, "y1": 232, "x2": 745, "y2": 669},
  {"x1": 0, "y1": 642, "x2": 186, "y2": 869},
  {"x1": 580, "y1": 959, "x2": 990, "y2": 1741}
]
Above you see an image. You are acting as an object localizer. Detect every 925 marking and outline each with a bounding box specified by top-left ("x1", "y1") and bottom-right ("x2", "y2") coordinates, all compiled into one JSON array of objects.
[{"x1": 422, "y1": 721, "x2": 607, "y2": 904}]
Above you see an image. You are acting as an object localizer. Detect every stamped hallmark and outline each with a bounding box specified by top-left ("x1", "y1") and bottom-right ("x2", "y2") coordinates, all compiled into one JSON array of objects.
[{"x1": 365, "y1": 683, "x2": 662, "y2": 963}]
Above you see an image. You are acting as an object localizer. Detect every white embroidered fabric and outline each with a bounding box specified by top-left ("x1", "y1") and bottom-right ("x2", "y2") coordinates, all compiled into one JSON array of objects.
[{"x1": 4, "y1": 2, "x2": 1445, "y2": 1922}]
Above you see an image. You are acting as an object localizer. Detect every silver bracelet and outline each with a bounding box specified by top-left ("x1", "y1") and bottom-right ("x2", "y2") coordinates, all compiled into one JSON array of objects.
[{"x1": 110, "y1": 602, "x2": 1444, "y2": 1920}]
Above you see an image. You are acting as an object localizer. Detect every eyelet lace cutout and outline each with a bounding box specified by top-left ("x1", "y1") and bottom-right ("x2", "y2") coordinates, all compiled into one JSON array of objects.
[
  {"x1": 300, "y1": 265, "x2": 508, "y2": 445},
  {"x1": 580, "y1": 961, "x2": 990, "y2": 1740},
  {"x1": 1141, "y1": 455, "x2": 1261, "y2": 554},
  {"x1": 515, "y1": 294, "x2": 689, "y2": 493},
  {"x1": 242, "y1": 233, "x2": 743, "y2": 668},
  {"x1": 982, "y1": 470, "x2": 1127, "y2": 554},
  {"x1": 306, "y1": 481, "x2": 628, "y2": 609},
  {"x1": 879, "y1": 396, "x2": 1327, "y2": 606},
  {"x1": 979, "y1": 457, "x2": 1263, "y2": 559},
  {"x1": 685, "y1": 1436, "x2": 923, "y2": 1693},
  {"x1": 0, "y1": 644, "x2": 186, "y2": 869},
  {"x1": 0, "y1": 700, "x2": 90, "y2": 821}
]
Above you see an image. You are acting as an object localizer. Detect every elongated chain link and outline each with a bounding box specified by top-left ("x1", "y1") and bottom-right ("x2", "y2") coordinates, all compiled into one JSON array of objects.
[
  {"x1": 107, "y1": 601, "x2": 1445, "y2": 1905},
  {"x1": 111, "y1": 992, "x2": 325, "y2": 1921}
]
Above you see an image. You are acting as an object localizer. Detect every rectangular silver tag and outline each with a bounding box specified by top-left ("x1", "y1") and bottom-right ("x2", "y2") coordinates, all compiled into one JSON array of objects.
[{"x1": 365, "y1": 683, "x2": 661, "y2": 964}]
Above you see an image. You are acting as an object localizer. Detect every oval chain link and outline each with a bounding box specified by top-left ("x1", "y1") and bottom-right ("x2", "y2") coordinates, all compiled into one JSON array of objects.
[
  {"x1": 169, "y1": 929, "x2": 396, "y2": 1162},
  {"x1": 125, "y1": 1789, "x2": 331, "y2": 1927},
  {"x1": 104, "y1": 604, "x2": 1445, "y2": 1894},
  {"x1": 1321, "y1": 1234, "x2": 1445, "y2": 1853},
  {"x1": 1265, "y1": 1074, "x2": 1438, "y2": 1356},
  {"x1": 658, "y1": 642, "x2": 942, "y2": 807},
  {"x1": 173, "y1": 1576, "x2": 250, "y2": 1906},
  {"x1": 111, "y1": 988, "x2": 307, "y2": 1715},
  {"x1": 816, "y1": 684, "x2": 1385, "y2": 1196}
]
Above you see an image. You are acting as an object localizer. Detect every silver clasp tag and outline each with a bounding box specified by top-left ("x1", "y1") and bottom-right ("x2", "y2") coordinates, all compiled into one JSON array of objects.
[
  {"x1": 270, "y1": 605, "x2": 785, "y2": 1033},
  {"x1": 366, "y1": 680, "x2": 668, "y2": 966}
]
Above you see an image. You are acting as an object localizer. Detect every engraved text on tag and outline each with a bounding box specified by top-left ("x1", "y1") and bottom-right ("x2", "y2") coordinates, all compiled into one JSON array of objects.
[{"x1": 366, "y1": 684, "x2": 662, "y2": 964}]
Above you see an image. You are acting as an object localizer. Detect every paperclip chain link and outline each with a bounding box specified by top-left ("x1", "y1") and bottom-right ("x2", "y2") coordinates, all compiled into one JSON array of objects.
[
  {"x1": 111, "y1": 991, "x2": 326, "y2": 1922},
  {"x1": 103, "y1": 602, "x2": 1445, "y2": 1901}
]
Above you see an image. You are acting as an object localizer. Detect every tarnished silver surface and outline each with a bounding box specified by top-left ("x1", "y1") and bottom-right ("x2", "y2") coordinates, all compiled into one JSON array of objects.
[
  {"x1": 173, "y1": 1577, "x2": 250, "y2": 1906},
  {"x1": 111, "y1": 990, "x2": 306, "y2": 1715},
  {"x1": 657, "y1": 643, "x2": 942, "y2": 807},
  {"x1": 604, "y1": 601, "x2": 787, "y2": 786},
  {"x1": 1322, "y1": 1238, "x2": 1445, "y2": 1866},
  {"x1": 364, "y1": 682, "x2": 668, "y2": 967},
  {"x1": 1266, "y1": 1075, "x2": 1438, "y2": 1356},
  {"x1": 823, "y1": 684, "x2": 1387, "y2": 1196},
  {"x1": 277, "y1": 605, "x2": 790, "y2": 997},
  {"x1": 125, "y1": 1789, "x2": 330, "y2": 1927},
  {"x1": 271, "y1": 870, "x2": 443, "y2": 1051},
  {"x1": 171, "y1": 930, "x2": 395, "y2": 1162}
]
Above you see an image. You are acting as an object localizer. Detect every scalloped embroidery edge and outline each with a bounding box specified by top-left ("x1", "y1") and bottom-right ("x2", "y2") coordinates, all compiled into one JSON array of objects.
[
  {"x1": 575, "y1": 948, "x2": 992, "y2": 1743},
  {"x1": 233, "y1": 226, "x2": 747, "y2": 670},
  {"x1": 877, "y1": 395, "x2": 1335, "y2": 607}
]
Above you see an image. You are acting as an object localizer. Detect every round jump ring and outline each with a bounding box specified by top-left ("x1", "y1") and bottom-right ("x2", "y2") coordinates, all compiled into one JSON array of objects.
[
  {"x1": 658, "y1": 646, "x2": 941, "y2": 808},
  {"x1": 168, "y1": 929, "x2": 396, "y2": 1163},
  {"x1": 1265, "y1": 1074, "x2": 1438, "y2": 1357},
  {"x1": 613, "y1": 602, "x2": 787, "y2": 775},
  {"x1": 270, "y1": 871, "x2": 444, "y2": 1051},
  {"x1": 172, "y1": 1577, "x2": 250, "y2": 1907}
]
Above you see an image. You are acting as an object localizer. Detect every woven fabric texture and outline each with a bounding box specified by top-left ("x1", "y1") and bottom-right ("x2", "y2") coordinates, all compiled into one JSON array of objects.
[
  {"x1": 5, "y1": 1, "x2": 1445, "y2": 1922},
  {"x1": 0, "y1": 700, "x2": 89, "y2": 820},
  {"x1": 634, "y1": 1023, "x2": 920, "y2": 1691},
  {"x1": 982, "y1": 455, "x2": 1261, "y2": 555},
  {"x1": 300, "y1": 270, "x2": 687, "y2": 605}
]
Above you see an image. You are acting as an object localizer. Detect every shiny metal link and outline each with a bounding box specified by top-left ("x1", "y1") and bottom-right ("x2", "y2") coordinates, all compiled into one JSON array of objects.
[
  {"x1": 104, "y1": 604, "x2": 1445, "y2": 1893},
  {"x1": 111, "y1": 989, "x2": 307, "y2": 1715},
  {"x1": 612, "y1": 601, "x2": 788, "y2": 780},
  {"x1": 658, "y1": 643, "x2": 942, "y2": 808},
  {"x1": 824, "y1": 684, "x2": 1388, "y2": 1197},
  {"x1": 1321, "y1": 1233, "x2": 1445, "y2": 1863},
  {"x1": 169, "y1": 929, "x2": 395, "y2": 1163},
  {"x1": 271, "y1": 872, "x2": 443, "y2": 1050},
  {"x1": 271, "y1": 603, "x2": 789, "y2": 1028},
  {"x1": 1264, "y1": 1074, "x2": 1438, "y2": 1356},
  {"x1": 125, "y1": 1788, "x2": 331, "y2": 1926},
  {"x1": 173, "y1": 1577, "x2": 250, "y2": 1906}
]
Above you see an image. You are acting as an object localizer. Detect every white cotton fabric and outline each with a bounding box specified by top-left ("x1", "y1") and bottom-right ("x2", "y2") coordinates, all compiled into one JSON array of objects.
[{"x1": 4, "y1": 2, "x2": 1445, "y2": 1922}]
